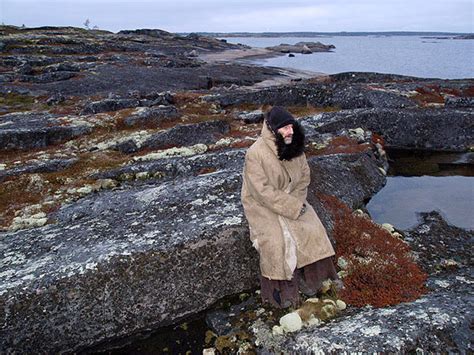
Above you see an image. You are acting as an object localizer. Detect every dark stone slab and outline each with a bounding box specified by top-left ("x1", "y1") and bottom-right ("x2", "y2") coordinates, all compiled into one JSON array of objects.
[
  {"x1": 121, "y1": 106, "x2": 179, "y2": 128},
  {"x1": 0, "y1": 112, "x2": 92, "y2": 151},
  {"x1": 115, "y1": 119, "x2": 230, "y2": 153},
  {"x1": 303, "y1": 108, "x2": 473, "y2": 152},
  {"x1": 0, "y1": 146, "x2": 386, "y2": 352},
  {"x1": 81, "y1": 98, "x2": 141, "y2": 114},
  {"x1": 0, "y1": 158, "x2": 79, "y2": 182}
]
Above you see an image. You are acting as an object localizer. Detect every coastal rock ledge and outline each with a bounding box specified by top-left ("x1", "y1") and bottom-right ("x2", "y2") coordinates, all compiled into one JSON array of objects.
[{"x1": 0, "y1": 148, "x2": 385, "y2": 353}]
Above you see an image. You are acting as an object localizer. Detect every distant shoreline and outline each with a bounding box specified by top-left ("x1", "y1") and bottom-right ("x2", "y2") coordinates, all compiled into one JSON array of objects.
[{"x1": 186, "y1": 31, "x2": 473, "y2": 38}]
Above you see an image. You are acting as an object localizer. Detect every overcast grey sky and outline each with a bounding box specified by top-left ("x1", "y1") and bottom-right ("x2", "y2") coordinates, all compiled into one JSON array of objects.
[{"x1": 1, "y1": 0, "x2": 472, "y2": 33}]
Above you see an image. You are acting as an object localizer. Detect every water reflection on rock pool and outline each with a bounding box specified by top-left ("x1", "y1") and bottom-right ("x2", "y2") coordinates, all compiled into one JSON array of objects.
[{"x1": 366, "y1": 149, "x2": 474, "y2": 231}]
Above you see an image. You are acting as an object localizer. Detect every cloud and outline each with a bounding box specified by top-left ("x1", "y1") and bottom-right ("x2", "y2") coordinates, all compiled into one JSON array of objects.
[{"x1": 1, "y1": 0, "x2": 472, "y2": 33}]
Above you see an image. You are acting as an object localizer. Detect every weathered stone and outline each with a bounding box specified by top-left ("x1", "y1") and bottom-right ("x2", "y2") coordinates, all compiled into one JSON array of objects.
[
  {"x1": 115, "y1": 119, "x2": 230, "y2": 154},
  {"x1": 0, "y1": 112, "x2": 92, "y2": 151},
  {"x1": 235, "y1": 110, "x2": 264, "y2": 124},
  {"x1": 121, "y1": 106, "x2": 179, "y2": 127},
  {"x1": 445, "y1": 96, "x2": 474, "y2": 108},
  {"x1": 206, "y1": 81, "x2": 415, "y2": 109},
  {"x1": 303, "y1": 108, "x2": 473, "y2": 152},
  {"x1": 0, "y1": 146, "x2": 387, "y2": 352},
  {"x1": 403, "y1": 210, "x2": 473, "y2": 273},
  {"x1": 81, "y1": 98, "x2": 140, "y2": 114},
  {"x1": 0, "y1": 170, "x2": 258, "y2": 353},
  {"x1": 0, "y1": 158, "x2": 78, "y2": 182}
]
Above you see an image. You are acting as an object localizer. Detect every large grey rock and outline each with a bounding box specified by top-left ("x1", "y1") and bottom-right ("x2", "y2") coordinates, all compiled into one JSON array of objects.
[
  {"x1": 121, "y1": 106, "x2": 179, "y2": 128},
  {"x1": 403, "y1": 210, "x2": 473, "y2": 274},
  {"x1": 306, "y1": 152, "x2": 387, "y2": 241},
  {"x1": 0, "y1": 169, "x2": 258, "y2": 353},
  {"x1": 0, "y1": 158, "x2": 78, "y2": 182},
  {"x1": 207, "y1": 82, "x2": 415, "y2": 110},
  {"x1": 94, "y1": 149, "x2": 246, "y2": 181},
  {"x1": 0, "y1": 146, "x2": 386, "y2": 352},
  {"x1": 0, "y1": 112, "x2": 92, "y2": 151},
  {"x1": 445, "y1": 96, "x2": 474, "y2": 108},
  {"x1": 115, "y1": 119, "x2": 230, "y2": 153},
  {"x1": 81, "y1": 98, "x2": 141, "y2": 114},
  {"x1": 304, "y1": 108, "x2": 473, "y2": 152}
]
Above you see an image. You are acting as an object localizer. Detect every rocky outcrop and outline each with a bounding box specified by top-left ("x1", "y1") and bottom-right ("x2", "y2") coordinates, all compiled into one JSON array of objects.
[
  {"x1": 206, "y1": 81, "x2": 416, "y2": 109},
  {"x1": 81, "y1": 98, "x2": 141, "y2": 114},
  {"x1": 0, "y1": 26, "x2": 283, "y2": 98},
  {"x1": 0, "y1": 158, "x2": 78, "y2": 182},
  {"x1": 305, "y1": 108, "x2": 473, "y2": 152},
  {"x1": 120, "y1": 106, "x2": 179, "y2": 128},
  {"x1": 0, "y1": 112, "x2": 92, "y2": 151},
  {"x1": 114, "y1": 119, "x2": 230, "y2": 153},
  {"x1": 266, "y1": 41, "x2": 335, "y2": 54},
  {"x1": 0, "y1": 146, "x2": 387, "y2": 352}
]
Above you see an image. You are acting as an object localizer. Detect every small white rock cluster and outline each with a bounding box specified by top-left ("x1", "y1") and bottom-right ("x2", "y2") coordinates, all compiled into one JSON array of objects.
[{"x1": 272, "y1": 279, "x2": 347, "y2": 335}]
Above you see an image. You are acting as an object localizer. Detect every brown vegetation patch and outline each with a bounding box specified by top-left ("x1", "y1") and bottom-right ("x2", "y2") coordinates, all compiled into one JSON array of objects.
[
  {"x1": 306, "y1": 136, "x2": 371, "y2": 157},
  {"x1": 197, "y1": 167, "x2": 217, "y2": 175},
  {"x1": 318, "y1": 193, "x2": 427, "y2": 307},
  {"x1": 173, "y1": 91, "x2": 205, "y2": 105},
  {"x1": 0, "y1": 92, "x2": 46, "y2": 114},
  {"x1": 0, "y1": 150, "x2": 129, "y2": 229},
  {"x1": 371, "y1": 132, "x2": 385, "y2": 148},
  {"x1": 412, "y1": 85, "x2": 445, "y2": 106},
  {"x1": 0, "y1": 175, "x2": 47, "y2": 227}
]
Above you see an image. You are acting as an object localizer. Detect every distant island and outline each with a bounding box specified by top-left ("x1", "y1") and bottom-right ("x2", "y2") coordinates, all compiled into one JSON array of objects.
[{"x1": 188, "y1": 31, "x2": 473, "y2": 38}]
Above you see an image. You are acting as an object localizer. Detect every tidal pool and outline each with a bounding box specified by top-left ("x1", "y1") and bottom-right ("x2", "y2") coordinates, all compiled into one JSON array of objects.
[{"x1": 366, "y1": 150, "x2": 474, "y2": 231}]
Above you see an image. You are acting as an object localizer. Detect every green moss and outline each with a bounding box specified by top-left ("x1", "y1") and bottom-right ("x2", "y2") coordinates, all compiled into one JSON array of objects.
[{"x1": 0, "y1": 93, "x2": 39, "y2": 112}]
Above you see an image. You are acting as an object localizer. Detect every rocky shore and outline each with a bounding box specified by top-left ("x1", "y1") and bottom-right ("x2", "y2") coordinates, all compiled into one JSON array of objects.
[{"x1": 0, "y1": 26, "x2": 472, "y2": 353}]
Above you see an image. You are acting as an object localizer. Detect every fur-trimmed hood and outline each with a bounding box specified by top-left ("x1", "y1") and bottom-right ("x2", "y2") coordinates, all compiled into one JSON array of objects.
[{"x1": 262, "y1": 120, "x2": 305, "y2": 161}]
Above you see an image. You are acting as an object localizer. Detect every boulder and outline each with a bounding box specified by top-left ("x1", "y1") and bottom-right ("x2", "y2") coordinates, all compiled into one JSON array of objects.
[
  {"x1": 0, "y1": 112, "x2": 92, "y2": 151},
  {"x1": 0, "y1": 147, "x2": 387, "y2": 352},
  {"x1": 114, "y1": 119, "x2": 230, "y2": 153},
  {"x1": 81, "y1": 98, "x2": 141, "y2": 114},
  {"x1": 303, "y1": 108, "x2": 473, "y2": 152},
  {"x1": 0, "y1": 158, "x2": 79, "y2": 182},
  {"x1": 121, "y1": 106, "x2": 179, "y2": 128}
]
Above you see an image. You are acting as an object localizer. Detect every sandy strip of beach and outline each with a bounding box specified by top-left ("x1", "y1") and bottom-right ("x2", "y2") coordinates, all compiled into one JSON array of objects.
[{"x1": 200, "y1": 47, "x2": 328, "y2": 88}]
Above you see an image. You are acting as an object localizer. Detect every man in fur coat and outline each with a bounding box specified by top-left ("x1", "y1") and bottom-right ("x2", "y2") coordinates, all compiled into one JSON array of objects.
[{"x1": 241, "y1": 106, "x2": 339, "y2": 308}]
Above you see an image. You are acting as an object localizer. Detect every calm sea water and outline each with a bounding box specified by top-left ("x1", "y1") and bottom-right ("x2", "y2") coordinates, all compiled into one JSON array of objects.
[
  {"x1": 221, "y1": 35, "x2": 474, "y2": 79},
  {"x1": 366, "y1": 176, "x2": 474, "y2": 231}
]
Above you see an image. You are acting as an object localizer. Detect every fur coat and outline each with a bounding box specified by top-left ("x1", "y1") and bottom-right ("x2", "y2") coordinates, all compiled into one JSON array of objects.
[{"x1": 240, "y1": 121, "x2": 335, "y2": 280}]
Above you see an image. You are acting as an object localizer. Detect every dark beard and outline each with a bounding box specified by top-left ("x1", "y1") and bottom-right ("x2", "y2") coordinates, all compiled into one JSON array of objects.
[{"x1": 275, "y1": 121, "x2": 305, "y2": 161}]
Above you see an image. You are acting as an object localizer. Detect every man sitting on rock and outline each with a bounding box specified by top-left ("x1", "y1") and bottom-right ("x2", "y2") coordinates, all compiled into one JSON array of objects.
[{"x1": 241, "y1": 106, "x2": 340, "y2": 308}]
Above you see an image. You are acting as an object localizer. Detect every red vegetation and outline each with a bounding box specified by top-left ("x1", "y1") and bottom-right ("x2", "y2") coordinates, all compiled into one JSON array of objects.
[
  {"x1": 371, "y1": 132, "x2": 385, "y2": 148},
  {"x1": 318, "y1": 193, "x2": 428, "y2": 307},
  {"x1": 198, "y1": 167, "x2": 217, "y2": 175},
  {"x1": 413, "y1": 85, "x2": 445, "y2": 105},
  {"x1": 306, "y1": 136, "x2": 371, "y2": 157}
]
